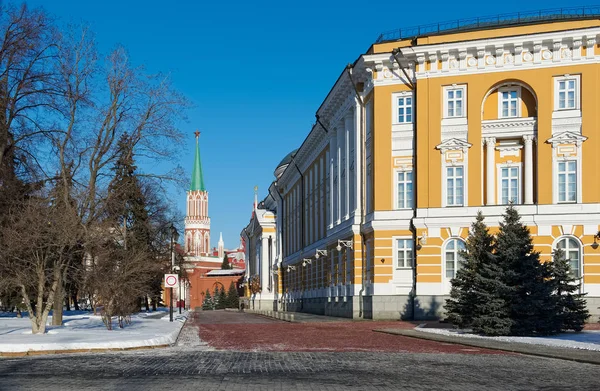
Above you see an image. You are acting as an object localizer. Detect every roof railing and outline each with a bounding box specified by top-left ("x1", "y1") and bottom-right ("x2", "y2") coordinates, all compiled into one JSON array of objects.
[{"x1": 376, "y1": 5, "x2": 600, "y2": 43}]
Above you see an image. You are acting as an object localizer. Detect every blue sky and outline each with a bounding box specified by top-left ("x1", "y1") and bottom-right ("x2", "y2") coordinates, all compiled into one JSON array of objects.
[{"x1": 15, "y1": 0, "x2": 594, "y2": 249}]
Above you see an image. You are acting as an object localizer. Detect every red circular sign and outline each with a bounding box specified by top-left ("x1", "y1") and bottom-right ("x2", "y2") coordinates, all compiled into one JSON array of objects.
[{"x1": 166, "y1": 275, "x2": 177, "y2": 287}]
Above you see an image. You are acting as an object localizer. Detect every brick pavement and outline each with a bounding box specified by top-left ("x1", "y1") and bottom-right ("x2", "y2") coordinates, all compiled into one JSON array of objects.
[
  {"x1": 0, "y1": 349, "x2": 598, "y2": 390},
  {"x1": 193, "y1": 310, "x2": 506, "y2": 354},
  {"x1": 0, "y1": 311, "x2": 598, "y2": 390}
]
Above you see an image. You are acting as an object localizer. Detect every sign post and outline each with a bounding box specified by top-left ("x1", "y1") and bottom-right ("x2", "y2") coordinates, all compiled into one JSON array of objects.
[{"x1": 164, "y1": 274, "x2": 179, "y2": 322}]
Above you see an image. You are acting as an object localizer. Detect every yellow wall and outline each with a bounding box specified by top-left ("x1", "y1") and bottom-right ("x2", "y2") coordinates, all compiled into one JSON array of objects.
[{"x1": 371, "y1": 20, "x2": 600, "y2": 54}]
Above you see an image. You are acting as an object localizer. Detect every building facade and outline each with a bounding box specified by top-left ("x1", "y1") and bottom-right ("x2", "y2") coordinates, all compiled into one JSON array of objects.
[{"x1": 246, "y1": 12, "x2": 600, "y2": 321}]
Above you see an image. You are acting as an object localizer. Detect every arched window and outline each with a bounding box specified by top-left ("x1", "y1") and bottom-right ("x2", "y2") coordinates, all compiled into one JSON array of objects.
[
  {"x1": 445, "y1": 239, "x2": 466, "y2": 278},
  {"x1": 556, "y1": 237, "x2": 581, "y2": 277}
]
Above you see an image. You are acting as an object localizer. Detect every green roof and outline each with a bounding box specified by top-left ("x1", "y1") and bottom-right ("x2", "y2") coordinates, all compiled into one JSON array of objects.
[{"x1": 191, "y1": 136, "x2": 205, "y2": 191}]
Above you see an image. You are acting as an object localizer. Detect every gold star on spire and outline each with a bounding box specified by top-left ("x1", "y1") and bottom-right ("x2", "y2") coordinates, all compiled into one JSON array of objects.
[{"x1": 194, "y1": 129, "x2": 200, "y2": 138}]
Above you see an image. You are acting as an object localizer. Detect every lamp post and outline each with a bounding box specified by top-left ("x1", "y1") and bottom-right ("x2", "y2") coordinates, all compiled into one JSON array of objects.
[{"x1": 169, "y1": 223, "x2": 179, "y2": 322}]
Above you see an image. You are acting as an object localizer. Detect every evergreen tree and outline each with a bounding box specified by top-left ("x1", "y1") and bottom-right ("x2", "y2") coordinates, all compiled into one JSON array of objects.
[
  {"x1": 445, "y1": 212, "x2": 493, "y2": 328},
  {"x1": 226, "y1": 281, "x2": 239, "y2": 309},
  {"x1": 221, "y1": 254, "x2": 230, "y2": 269},
  {"x1": 202, "y1": 289, "x2": 214, "y2": 310},
  {"x1": 216, "y1": 286, "x2": 227, "y2": 310},
  {"x1": 550, "y1": 248, "x2": 589, "y2": 332},
  {"x1": 496, "y1": 204, "x2": 555, "y2": 335}
]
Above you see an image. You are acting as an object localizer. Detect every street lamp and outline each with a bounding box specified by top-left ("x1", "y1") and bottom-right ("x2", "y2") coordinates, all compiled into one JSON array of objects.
[{"x1": 169, "y1": 223, "x2": 179, "y2": 322}]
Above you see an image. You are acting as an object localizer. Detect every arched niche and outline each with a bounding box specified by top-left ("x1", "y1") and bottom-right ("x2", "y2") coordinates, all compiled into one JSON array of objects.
[{"x1": 481, "y1": 80, "x2": 538, "y2": 121}]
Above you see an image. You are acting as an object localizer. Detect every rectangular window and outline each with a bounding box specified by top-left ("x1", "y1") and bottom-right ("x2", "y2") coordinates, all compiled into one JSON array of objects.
[
  {"x1": 396, "y1": 239, "x2": 413, "y2": 268},
  {"x1": 558, "y1": 161, "x2": 577, "y2": 203},
  {"x1": 501, "y1": 166, "x2": 519, "y2": 204},
  {"x1": 446, "y1": 88, "x2": 464, "y2": 117},
  {"x1": 446, "y1": 166, "x2": 464, "y2": 206},
  {"x1": 558, "y1": 79, "x2": 576, "y2": 110},
  {"x1": 500, "y1": 89, "x2": 519, "y2": 118},
  {"x1": 396, "y1": 171, "x2": 413, "y2": 209},
  {"x1": 397, "y1": 96, "x2": 413, "y2": 123}
]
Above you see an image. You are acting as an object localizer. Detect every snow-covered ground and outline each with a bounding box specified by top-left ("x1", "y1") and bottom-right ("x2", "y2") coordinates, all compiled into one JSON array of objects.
[
  {"x1": 0, "y1": 309, "x2": 188, "y2": 353},
  {"x1": 416, "y1": 326, "x2": 600, "y2": 351}
]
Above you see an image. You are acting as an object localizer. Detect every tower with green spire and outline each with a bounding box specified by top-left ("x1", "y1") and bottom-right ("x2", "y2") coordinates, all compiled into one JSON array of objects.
[{"x1": 184, "y1": 130, "x2": 211, "y2": 257}]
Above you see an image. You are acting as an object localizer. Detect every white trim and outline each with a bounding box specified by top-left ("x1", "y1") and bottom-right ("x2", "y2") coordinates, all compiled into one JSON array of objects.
[
  {"x1": 553, "y1": 74, "x2": 581, "y2": 111},
  {"x1": 393, "y1": 168, "x2": 414, "y2": 210},
  {"x1": 393, "y1": 237, "x2": 414, "y2": 269},
  {"x1": 498, "y1": 85, "x2": 522, "y2": 118},
  {"x1": 442, "y1": 163, "x2": 467, "y2": 208},
  {"x1": 442, "y1": 238, "x2": 466, "y2": 294},
  {"x1": 443, "y1": 84, "x2": 467, "y2": 119},
  {"x1": 553, "y1": 235, "x2": 584, "y2": 291},
  {"x1": 496, "y1": 162, "x2": 522, "y2": 205},
  {"x1": 392, "y1": 91, "x2": 413, "y2": 124}
]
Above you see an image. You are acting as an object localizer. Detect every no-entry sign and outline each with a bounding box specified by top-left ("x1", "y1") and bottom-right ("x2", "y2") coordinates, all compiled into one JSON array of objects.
[{"x1": 164, "y1": 274, "x2": 179, "y2": 288}]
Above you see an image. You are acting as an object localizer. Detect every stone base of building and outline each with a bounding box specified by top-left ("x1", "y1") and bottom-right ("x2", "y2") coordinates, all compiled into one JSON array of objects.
[{"x1": 276, "y1": 294, "x2": 600, "y2": 323}]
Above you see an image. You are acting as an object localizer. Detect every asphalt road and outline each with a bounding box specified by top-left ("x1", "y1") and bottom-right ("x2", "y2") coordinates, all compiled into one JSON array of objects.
[{"x1": 0, "y1": 311, "x2": 598, "y2": 390}]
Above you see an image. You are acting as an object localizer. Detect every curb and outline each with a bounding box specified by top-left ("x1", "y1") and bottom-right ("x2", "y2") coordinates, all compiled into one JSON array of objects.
[
  {"x1": 0, "y1": 344, "x2": 171, "y2": 358},
  {"x1": 244, "y1": 309, "x2": 296, "y2": 322},
  {"x1": 374, "y1": 328, "x2": 600, "y2": 365}
]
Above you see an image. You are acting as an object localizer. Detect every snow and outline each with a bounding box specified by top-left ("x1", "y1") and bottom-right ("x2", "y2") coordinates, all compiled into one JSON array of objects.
[
  {"x1": 0, "y1": 309, "x2": 188, "y2": 353},
  {"x1": 416, "y1": 326, "x2": 600, "y2": 351}
]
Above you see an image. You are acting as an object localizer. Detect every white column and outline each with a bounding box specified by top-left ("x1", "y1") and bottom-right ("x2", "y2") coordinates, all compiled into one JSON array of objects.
[
  {"x1": 261, "y1": 236, "x2": 269, "y2": 296},
  {"x1": 523, "y1": 135, "x2": 534, "y2": 205},
  {"x1": 336, "y1": 123, "x2": 343, "y2": 225},
  {"x1": 344, "y1": 112, "x2": 353, "y2": 219},
  {"x1": 485, "y1": 137, "x2": 496, "y2": 206},
  {"x1": 329, "y1": 132, "x2": 337, "y2": 227}
]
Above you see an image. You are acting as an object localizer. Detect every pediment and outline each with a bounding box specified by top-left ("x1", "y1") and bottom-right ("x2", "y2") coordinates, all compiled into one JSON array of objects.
[
  {"x1": 546, "y1": 131, "x2": 587, "y2": 147},
  {"x1": 435, "y1": 138, "x2": 472, "y2": 152}
]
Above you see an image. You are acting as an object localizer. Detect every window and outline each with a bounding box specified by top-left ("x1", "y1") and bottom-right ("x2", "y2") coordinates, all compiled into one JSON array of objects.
[
  {"x1": 499, "y1": 89, "x2": 519, "y2": 118},
  {"x1": 396, "y1": 239, "x2": 413, "y2": 268},
  {"x1": 446, "y1": 88, "x2": 465, "y2": 117},
  {"x1": 396, "y1": 171, "x2": 413, "y2": 209},
  {"x1": 446, "y1": 166, "x2": 464, "y2": 206},
  {"x1": 554, "y1": 76, "x2": 580, "y2": 111},
  {"x1": 396, "y1": 95, "x2": 413, "y2": 123},
  {"x1": 558, "y1": 161, "x2": 577, "y2": 203},
  {"x1": 557, "y1": 79, "x2": 576, "y2": 110},
  {"x1": 445, "y1": 239, "x2": 466, "y2": 278},
  {"x1": 557, "y1": 238, "x2": 581, "y2": 277},
  {"x1": 500, "y1": 166, "x2": 520, "y2": 204}
]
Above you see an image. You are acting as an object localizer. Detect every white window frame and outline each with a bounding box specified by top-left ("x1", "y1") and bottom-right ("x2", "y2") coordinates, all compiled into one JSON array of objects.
[
  {"x1": 498, "y1": 86, "x2": 521, "y2": 118},
  {"x1": 395, "y1": 238, "x2": 414, "y2": 269},
  {"x1": 445, "y1": 165, "x2": 465, "y2": 207},
  {"x1": 443, "y1": 85, "x2": 467, "y2": 119},
  {"x1": 555, "y1": 236, "x2": 582, "y2": 279},
  {"x1": 394, "y1": 169, "x2": 413, "y2": 209},
  {"x1": 497, "y1": 163, "x2": 522, "y2": 205},
  {"x1": 557, "y1": 159, "x2": 578, "y2": 203},
  {"x1": 554, "y1": 75, "x2": 580, "y2": 111},
  {"x1": 444, "y1": 238, "x2": 466, "y2": 280},
  {"x1": 392, "y1": 92, "x2": 413, "y2": 124}
]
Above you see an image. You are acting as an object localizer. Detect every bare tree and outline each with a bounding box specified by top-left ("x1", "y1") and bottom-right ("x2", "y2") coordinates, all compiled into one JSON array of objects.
[
  {"x1": 0, "y1": 194, "x2": 80, "y2": 334},
  {"x1": 0, "y1": 3, "x2": 57, "y2": 178}
]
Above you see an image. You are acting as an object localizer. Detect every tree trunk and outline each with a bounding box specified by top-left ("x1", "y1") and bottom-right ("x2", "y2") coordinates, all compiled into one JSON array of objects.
[
  {"x1": 72, "y1": 293, "x2": 80, "y2": 311},
  {"x1": 144, "y1": 296, "x2": 149, "y2": 312},
  {"x1": 52, "y1": 277, "x2": 64, "y2": 326}
]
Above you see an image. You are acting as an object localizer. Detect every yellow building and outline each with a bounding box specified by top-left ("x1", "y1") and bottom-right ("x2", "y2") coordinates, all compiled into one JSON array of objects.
[{"x1": 255, "y1": 9, "x2": 600, "y2": 320}]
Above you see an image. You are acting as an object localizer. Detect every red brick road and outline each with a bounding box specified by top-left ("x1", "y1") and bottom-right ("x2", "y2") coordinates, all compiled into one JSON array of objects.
[{"x1": 193, "y1": 310, "x2": 508, "y2": 354}]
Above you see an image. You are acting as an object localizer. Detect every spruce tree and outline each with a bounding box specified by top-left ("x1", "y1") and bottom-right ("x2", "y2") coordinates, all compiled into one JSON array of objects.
[
  {"x1": 550, "y1": 248, "x2": 589, "y2": 332},
  {"x1": 226, "y1": 281, "x2": 239, "y2": 309},
  {"x1": 202, "y1": 289, "x2": 214, "y2": 310},
  {"x1": 216, "y1": 286, "x2": 227, "y2": 310},
  {"x1": 445, "y1": 212, "x2": 494, "y2": 329},
  {"x1": 496, "y1": 204, "x2": 555, "y2": 335},
  {"x1": 221, "y1": 254, "x2": 230, "y2": 269}
]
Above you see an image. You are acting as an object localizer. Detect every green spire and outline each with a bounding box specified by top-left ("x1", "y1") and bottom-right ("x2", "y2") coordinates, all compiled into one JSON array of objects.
[{"x1": 191, "y1": 130, "x2": 206, "y2": 191}]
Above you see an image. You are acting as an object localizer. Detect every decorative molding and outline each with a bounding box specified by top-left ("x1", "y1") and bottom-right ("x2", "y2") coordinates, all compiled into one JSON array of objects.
[
  {"x1": 546, "y1": 131, "x2": 588, "y2": 147},
  {"x1": 436, "y1": 138, "x2": 472, "y2": 153},
  {"x1": 482, "y1": 117, "x2": 537, "y2": 137}
]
